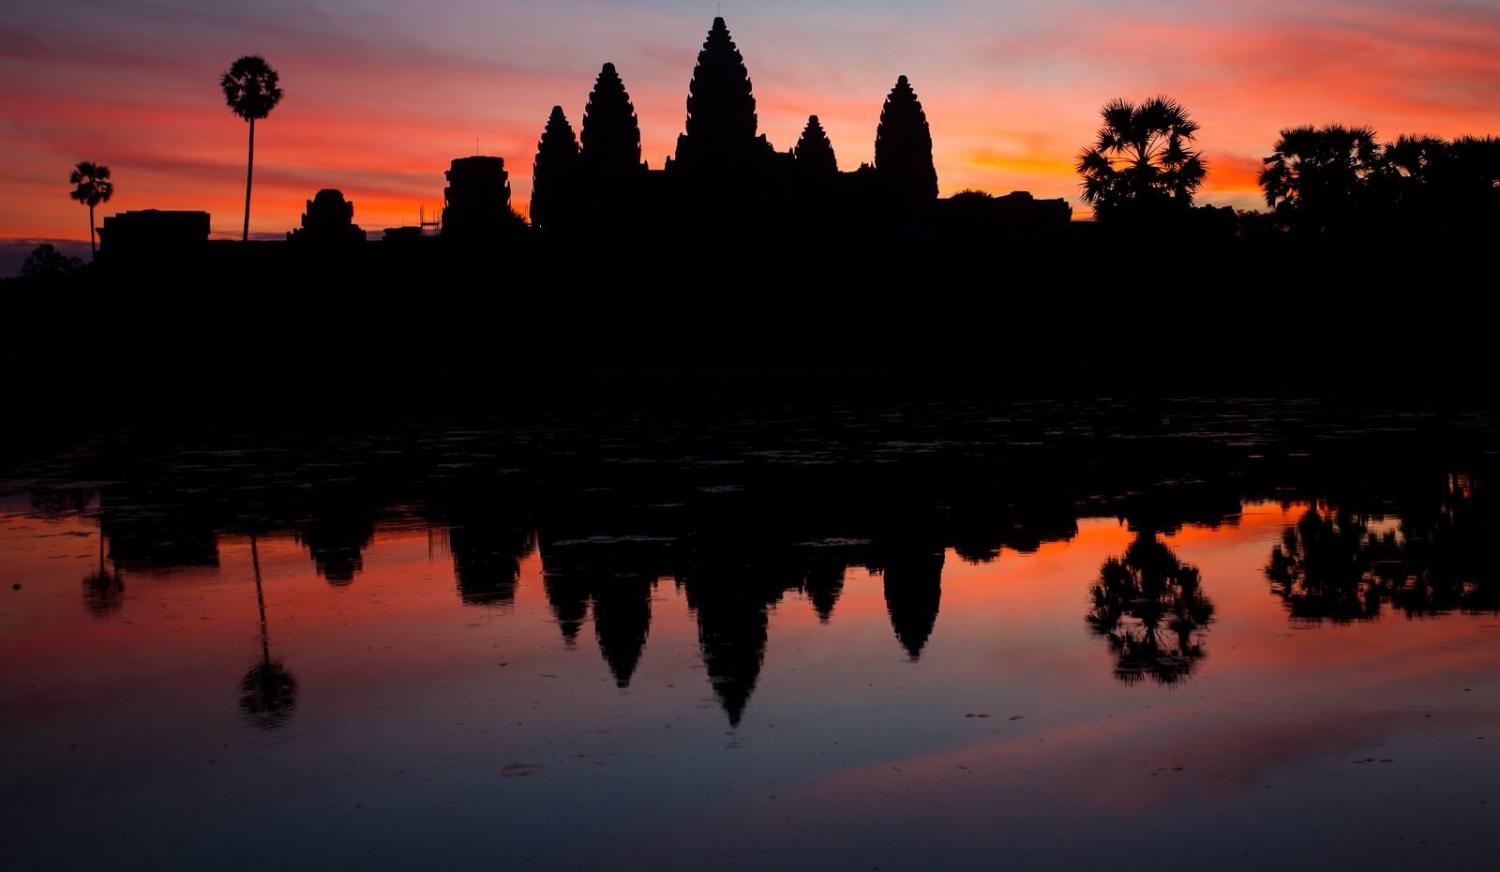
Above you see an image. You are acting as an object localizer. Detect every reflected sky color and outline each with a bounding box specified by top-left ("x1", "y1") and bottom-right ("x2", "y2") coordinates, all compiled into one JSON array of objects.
[
  {"x1": 3, "y1": 0, "x2": 1499, "y2": 237},
  {"x1": 4, "y1": 499, "x2": 1498, "y2": 869}
]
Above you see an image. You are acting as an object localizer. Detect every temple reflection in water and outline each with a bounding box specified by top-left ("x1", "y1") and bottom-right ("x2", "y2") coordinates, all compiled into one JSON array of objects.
[
  {"x1": 13, "y1": 397, "x2": 1496, "y2": 727},
  {"x1": 6, "y1": 393, "x2": 1500, "y2": 872}
]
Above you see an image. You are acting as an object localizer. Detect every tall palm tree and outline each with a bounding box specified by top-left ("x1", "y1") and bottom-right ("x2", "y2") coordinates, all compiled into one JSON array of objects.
[
  {"x1": 220, "y1": 56, "x2": 283, "y2": 241},
  {"x1": 240, "y1": 532, "x2": 298, "y2": 729},
  {"x1": 82, "y1": 530, "x2": 124, "y2": 616},
  {"x1": 68, "y1": 161, "x2": 113, "y2": 258},
  {"x1": 1077, "y1": 97, "x2": 1206, "y2": 220}
]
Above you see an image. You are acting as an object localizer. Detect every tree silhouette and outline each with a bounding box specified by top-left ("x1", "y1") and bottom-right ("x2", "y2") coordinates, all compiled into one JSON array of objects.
[
  {"x1": 81, "y1": 531, "x2": 123, "y2": 616},
  {"x1": 240, "y1": 533, "x2": 298, "y2": 729},
  {"x1": 1259, "y1": 125, "x2": 1380, "y2": 235},
  {"x1": 793, "y1": 115, "x2": 838, "y2": 177},
  {"x1": 531, "y1": 106, "x2": 580, "y2": 233},
  {"x1": 1444, "y1": 136, "x2": 1500, "y2": 226},
  {"x1": 676, "y1": 17, "x2": 760, "y2": 170},
  {"x1": 874, "y1": 75, "x2": 939, "y2": 207},
  {"x1": 1380, "y1": 134, "x2": 1500, "y2": 232},
  {"x1": 221, "y1": 55, "x2": 284, "y2": 242},
  {"x1": 1383, "y1": 135, "x2": 1447, "y2": 182},
  {"x1": 1265, "y1": 507, "x2": 1412, "y2": 623},
  {"x1": 1394, "y1": 477, "x2": 1500, "y2": 616},
  {"x1": 21, "y1": 243, "x2": 84, "y2": 279},
  {"x1": 1380, "y1": 135, "x2": 1447, "y2": 226},
  {"x1": 1077, "y1": 97, "x2": 1205, "y2": 221},
  {"x1": 1087, "y1": 531, "x2": 1214, "y2": 685},
  {"x1": 68, "y1": 161, "x2": 113, "y2": 258}
]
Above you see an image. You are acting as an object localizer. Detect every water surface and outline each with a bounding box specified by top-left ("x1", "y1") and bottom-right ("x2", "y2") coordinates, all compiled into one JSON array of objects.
[{"x1": 3, "y1": 398, "x2": 1497, "y2": 869}]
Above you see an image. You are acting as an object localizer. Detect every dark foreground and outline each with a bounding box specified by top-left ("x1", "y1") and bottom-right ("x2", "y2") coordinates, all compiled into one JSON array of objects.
[{"x1": 2, "y1": 385, "x2": 1498, "y2": 870}]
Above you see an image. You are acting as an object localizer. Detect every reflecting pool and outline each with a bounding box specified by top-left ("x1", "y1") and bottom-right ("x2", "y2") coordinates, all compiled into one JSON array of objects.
[{"x1": 3, "y1": 397, "x2": 1497, "y2": 869}]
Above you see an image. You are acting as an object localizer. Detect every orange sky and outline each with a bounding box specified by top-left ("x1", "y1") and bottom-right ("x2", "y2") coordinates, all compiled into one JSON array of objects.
[{"x1": 3, "y1": 0, "x2": 1498, "y2": 238}]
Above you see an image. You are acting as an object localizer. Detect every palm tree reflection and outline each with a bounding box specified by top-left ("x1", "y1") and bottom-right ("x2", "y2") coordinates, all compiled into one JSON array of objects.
[
  {"x1": 1087, "y1": 531, "x2": 1215, "y2": 686},
  {"x1": 82, "y1": 531, "x2": 124, "y2": 616},
  {"x1": 239, "y1": 533, "x2": 298, "y2": 729}
]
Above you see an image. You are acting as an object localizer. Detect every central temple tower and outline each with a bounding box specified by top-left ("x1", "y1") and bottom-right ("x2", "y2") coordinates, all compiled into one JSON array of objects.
[{"x1": 674, "y1": 17, "x2": 769, "y2": 173}]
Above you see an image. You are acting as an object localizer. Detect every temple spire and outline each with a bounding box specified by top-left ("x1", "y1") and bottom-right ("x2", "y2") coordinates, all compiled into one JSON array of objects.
[
  {"x1": 794, "y1": 115, "x2": 838, "y2": 176},
  {"x1": 676, "y1": 17, "x2": 760, "y2": 170},
  {"x1": 577, "y1": 62, "x2": 645, "y2": 235},
  {"x1": 531, "y1": 106, "x2": 580, "y2": 232},
  {"x1": 875, "y1": 74, "x2": 939, "y2": 206},
  {"x1": 581, "y1": 62, "x2": 643, "y2": 179}
]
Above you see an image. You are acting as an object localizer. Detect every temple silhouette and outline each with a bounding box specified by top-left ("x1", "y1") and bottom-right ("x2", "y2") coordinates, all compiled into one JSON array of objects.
[
  {"x1": 16, "y1": 11, "x2": 1487, "y2": 386},
  {"x1": 83, "y1": 16, "x2": 1070, "y2": 266},
  {"x1": 525, "y1": 18, "x2": 988, "y2": 241},
  {"x1": 27, "y1": 392, "x2": 1496, "y2": 727},
  {"x1": 5, "y1": 6, "x2": 1494, "y2": 381}
]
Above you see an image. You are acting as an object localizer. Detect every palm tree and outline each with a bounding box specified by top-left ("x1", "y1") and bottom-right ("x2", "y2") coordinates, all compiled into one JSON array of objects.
[
  {"x1": 1384, "y1": 134, "x2": 1500, "y2": 231},
  {"x1": 220, "y1": 56, "x2": 283, "y2": 242},
  {"x1": 68, "y1": 161, "x2": 113, "y2": 258},
  {"x1": 82, "y1": 530, "x2": 124, "y2": 616},
  {"x1": 240, "y1": 532, "x2": 298, "y2": 729},
  {"x1": 1087, "y1": 531, "x2": 1215, "y2": 685},
  {"x1": 1077, "y1": 97, "x2": 1206, "y2": 220},
  {"x1": 1380, "y1": 135, "x2": 1448, "y2": 226},
  {"x1": 1258, "y1": 125, "x2": 1379, "y2": 235}
]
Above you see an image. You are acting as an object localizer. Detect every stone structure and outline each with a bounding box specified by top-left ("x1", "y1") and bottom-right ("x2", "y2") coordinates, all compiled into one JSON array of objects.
[
  {"x1": 288, "y1": 189, "x2": 365, "y2": 246},
  {"x1": 441, "y1": 156, "x2": 513, "y2": 243},
  {"x1": 98, "y1": 210, "x2": 211, "y2": 263}
]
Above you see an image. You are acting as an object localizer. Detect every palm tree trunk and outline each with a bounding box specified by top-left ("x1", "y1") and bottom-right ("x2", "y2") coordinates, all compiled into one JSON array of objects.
[
  {"x1": 251, "y1": 532, "x2": 271, "y2": 664},
  {"x1": 88, "y1": 204, "x2": 96, "y2": 259},
  {"x1": 242, "y1": 117, "x2": 255, "y2": 242}
]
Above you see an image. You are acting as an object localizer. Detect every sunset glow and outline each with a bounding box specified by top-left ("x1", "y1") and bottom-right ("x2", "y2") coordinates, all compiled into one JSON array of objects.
[{"x1": 4, "y1": 0, "x2": 1497, "y2": 238}]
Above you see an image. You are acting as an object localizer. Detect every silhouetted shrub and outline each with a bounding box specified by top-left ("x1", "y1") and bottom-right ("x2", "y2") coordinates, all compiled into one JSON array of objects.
[{"x1": 20, "y1": 243, "x2": 84, "y2": 279}]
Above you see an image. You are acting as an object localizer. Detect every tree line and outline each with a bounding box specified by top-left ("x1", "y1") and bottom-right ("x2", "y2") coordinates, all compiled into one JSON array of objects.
[{"x1": 1077, "y1": 95, "x2": 1500, "y2": 237}]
